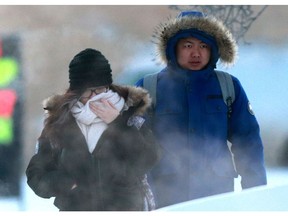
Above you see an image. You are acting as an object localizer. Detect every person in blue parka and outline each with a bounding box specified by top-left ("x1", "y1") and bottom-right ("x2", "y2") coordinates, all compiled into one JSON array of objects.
[{"x1": 136, "y1": 11, "x2": 267, "y2": 208}]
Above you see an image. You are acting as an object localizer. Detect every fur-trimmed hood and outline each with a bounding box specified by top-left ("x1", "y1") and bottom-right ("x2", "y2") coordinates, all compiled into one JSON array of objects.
[
  {"x1": 153, "y1": 11, "x2": 238, "y2": 67},
  {"x1": 43, "y1": 85, "x2": 152, "y2": 119},
  {"x1": 121, "y1": 85, "x2": 152, "y2": 116}
]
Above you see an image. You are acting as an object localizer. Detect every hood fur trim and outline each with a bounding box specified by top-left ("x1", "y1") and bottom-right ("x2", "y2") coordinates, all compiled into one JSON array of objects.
[
  {"x1": 153, "y1": 14, "x2": 238, "y2": 67},
  {"x1": 123, "y1": 86, "x2": 152, "y2": 116},
  {"x1": 42, "y1": 86, "x2": 152, "y2": 117}
]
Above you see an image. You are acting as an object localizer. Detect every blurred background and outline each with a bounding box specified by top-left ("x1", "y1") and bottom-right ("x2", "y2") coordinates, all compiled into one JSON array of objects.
[{"x1": 0, "y1": 5, "x2": 288, "y2": 211}]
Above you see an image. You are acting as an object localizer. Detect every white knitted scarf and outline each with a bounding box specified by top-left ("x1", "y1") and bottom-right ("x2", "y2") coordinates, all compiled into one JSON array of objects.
[{"x1": 71, "y1": 90, "x2": 125, "y2": 153}]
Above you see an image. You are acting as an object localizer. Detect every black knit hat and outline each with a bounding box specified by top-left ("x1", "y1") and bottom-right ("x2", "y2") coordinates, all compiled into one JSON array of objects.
[{"x1": 68, "y1": 48, "x2": 113, "y2": 90}]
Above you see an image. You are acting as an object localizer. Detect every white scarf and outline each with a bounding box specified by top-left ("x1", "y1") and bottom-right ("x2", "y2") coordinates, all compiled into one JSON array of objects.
[{"x1": 71, "y1": 90, "x2": 125, "y2": 153}]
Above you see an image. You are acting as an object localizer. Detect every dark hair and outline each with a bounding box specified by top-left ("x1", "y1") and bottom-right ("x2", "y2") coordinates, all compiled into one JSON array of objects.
[{"x1": 44, "y1": 89, "x2": 80, "y2": 126}]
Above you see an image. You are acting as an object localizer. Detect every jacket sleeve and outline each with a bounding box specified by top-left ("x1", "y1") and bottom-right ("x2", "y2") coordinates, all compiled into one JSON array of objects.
[
  {"x1": 26, "y1": 134, "x2": 75, "y2": 198},
  {"x1": 110, "y1": 110, "x2": 162, "y2": 176},
  {"x1": 136, "y1": 119, "x2": 163, "y2": 173},
  {"x1": 229, "y1": 77, "x2": 267, "y2": 189}
]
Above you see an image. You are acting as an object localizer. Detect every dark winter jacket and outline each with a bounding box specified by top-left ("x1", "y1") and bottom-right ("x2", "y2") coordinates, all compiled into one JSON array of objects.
[{"x1": 26, "y1": 86, "x2": 161, "y2": 211}]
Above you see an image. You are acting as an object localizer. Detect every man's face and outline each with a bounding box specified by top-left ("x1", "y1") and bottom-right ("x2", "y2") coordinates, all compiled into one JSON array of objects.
[{"x1": 176, "y1": 37, "x2": 211, "y2": 71}]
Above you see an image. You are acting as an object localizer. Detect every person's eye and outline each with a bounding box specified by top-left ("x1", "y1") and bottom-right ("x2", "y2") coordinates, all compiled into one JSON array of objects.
[
  {"x1": 200, "y1": 44, "x2": 208, "y2": 49},
  {"x1": 184, "y1": 43, "x2": 192, "y2": 48},
  {"x1": 98, "y1": 88, "x2": 105, "y2": 92},
  {"x1": 82, "y1": 90, "x2": 91, "y2": 98}
]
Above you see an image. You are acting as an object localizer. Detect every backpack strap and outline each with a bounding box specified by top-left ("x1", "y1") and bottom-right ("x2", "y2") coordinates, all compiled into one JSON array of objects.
[
  {"x1": 143, "y1": 72, "x2": 159, "y2": 109},
  {"x1": 143, "y1": 70, "x2": 235, "y2": 118},
  {"x1": 215, "y1": 70, "x2": 235, "y2": 118}
]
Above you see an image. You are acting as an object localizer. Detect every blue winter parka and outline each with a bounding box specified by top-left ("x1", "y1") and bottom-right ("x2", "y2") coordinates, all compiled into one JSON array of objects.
[{"x1": 136, "y1": 64, "x2": 267, "y2": 202}]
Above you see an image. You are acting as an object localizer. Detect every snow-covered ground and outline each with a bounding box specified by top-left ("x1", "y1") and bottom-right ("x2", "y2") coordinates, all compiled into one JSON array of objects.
[
  {"x1": 1, "y1": 167, "x2": 288, "y2": 211},
  {"x1": 158, "y1": 169, "x2": 288, "y2": 211}
]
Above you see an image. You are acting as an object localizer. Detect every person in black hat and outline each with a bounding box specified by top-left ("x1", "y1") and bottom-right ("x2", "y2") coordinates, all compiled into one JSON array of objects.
[
  {"x1": 136, "y1": 11, "x2": 267, "y2": 208},
  {"x1": 26, "y1": 48, "x2": 162, "y2": 211}
]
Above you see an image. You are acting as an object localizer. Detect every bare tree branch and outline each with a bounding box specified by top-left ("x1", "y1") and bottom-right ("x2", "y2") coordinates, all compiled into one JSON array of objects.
[{"x1": 169, "y1": 5, "x2": 268, "y2": 44}]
